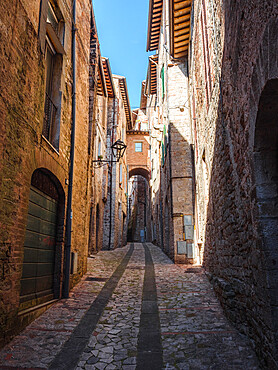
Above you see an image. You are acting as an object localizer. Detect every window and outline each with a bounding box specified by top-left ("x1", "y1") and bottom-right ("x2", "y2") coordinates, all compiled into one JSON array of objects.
[
  {"x1": 118, "y1": 202, "x2": 122, "y2": 221},
  {"x1": 43, "y1": 39, "x2": 57, "y2": 146},
  {"x1": 42, "y1": 1, "x2": 65, "y2": 151},
  {"x1": 202, "y1": 151, "x2": 209, "y2": 204},
  {"x1": 47, "y1": 2, "x2": 59, "y2": 34},
  {"x1": 46, "y1": 1, "x2": 65, "y2": 46},
  {"x1": 98, "y1": 139, "x2": 102, "y2": 158},
  {"x1": 135, "y1": 142, "x2": 142, "y2": 152},
  {"x1": 161, "y1": 125, "x2": 167, "y2": 166}
]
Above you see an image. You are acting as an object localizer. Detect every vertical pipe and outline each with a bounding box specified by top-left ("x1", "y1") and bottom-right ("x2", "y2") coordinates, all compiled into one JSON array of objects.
[
  {"x1": 159, "y1": 198, "x2": 164, "y2": 250},
  {"x1": 144, "y1": 180, "x2": 147, "y2": 242},
  {"x1": 108, "y1": 98, "x2": 116, "y2": 250},
  {"x1": 64, "y1": 0, "x2": 77, "y2": 298},
  {"x1": 126, "y1": 165, "x2": 129, "y2": 218}
]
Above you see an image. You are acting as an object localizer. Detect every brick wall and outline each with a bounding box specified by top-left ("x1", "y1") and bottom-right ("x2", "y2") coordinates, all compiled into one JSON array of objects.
[
  {"x1": 71, "y1": 0, "x2": 92, "y2": 285},
  {"x1": 0, "y1": 0, "x2": 92, "y2": 346},
  {"x1": 127, "y1": 132, "x2": 150, "y2": 174}
]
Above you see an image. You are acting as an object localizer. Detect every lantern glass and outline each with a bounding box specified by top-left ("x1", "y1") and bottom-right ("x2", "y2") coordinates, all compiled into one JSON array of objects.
[{"x1": 111, "y1": 140, "x2": 127, "y2": 161}]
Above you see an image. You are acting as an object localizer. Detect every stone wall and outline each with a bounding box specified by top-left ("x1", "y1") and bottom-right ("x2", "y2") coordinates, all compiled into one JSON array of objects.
[
  {"x1": 189, "y1": 0, "x2": 278, "y2": 365},
  {"x1": 112, "y1": 77, "x2": 128, "y2": 249},
  {"x1": 89, "y1": 91, "x2": 109, "y2": 254},
  {"x1": 102, "y1": 76, "x2": 128, "y2": 250},
  {"x1": 102, "y1": 98, "x2": 116, "y2": 250},
  {"x1": 0, "y1": 0, "x2": 92, "y2": 346},
  {"x1": 87, "y1": 13, "x2": 100, "y2": 255},
  {"x1": 146, "y1": 0, "x2": 194, "y2": 263},
  {"x1": 71, "y1": 0, "x2": 92, "y2": 285}
]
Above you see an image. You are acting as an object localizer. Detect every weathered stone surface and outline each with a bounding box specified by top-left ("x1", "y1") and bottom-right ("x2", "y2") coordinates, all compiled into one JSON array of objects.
[
  {"x1": 189, "y1": 0, "x2": 278, "y2": 366},
  {"x1": 102, "y1": 76, "x2": 129, "y2": 252},
  {"x1": 0, "y1": 0, "x2": 92, "y2": 346}
]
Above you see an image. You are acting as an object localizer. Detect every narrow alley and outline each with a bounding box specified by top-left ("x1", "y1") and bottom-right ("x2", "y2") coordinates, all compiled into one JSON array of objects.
[
  {"x1": 1, "y1": 0, "x2": 278, "y2": 368},
  {"x1": 0, "y1": 244, "x2": 259, "y2": 369}
]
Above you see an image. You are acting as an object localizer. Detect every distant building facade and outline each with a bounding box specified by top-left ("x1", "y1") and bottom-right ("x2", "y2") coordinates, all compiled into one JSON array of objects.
[
  {"x1": 102, "y1": 76, "x2": 131, "y2": 250},
  {"x1": 88, "y1": 56, "x2": 115, "y2": 254},
  {"x1": 126, "y1": 105, "x2": 152, "y2": 243}
]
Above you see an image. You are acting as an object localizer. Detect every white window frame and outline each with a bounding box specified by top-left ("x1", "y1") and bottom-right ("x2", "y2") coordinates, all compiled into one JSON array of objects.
[{"x1": 135, "y1": 142, "x2": 143, "y2": 152}]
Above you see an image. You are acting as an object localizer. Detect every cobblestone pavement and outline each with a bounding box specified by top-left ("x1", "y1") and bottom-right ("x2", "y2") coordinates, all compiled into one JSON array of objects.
[
  {"x1": 148, "y1": 244, "x2": 259, "y2": 369},
  {"x1": 0, "y1": 243, "x2": 260, "y2": 369}
]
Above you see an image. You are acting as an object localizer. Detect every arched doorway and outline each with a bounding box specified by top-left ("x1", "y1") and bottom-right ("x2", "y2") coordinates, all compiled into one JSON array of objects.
[
  {"x1": 253, "y1": 78, "x2": 278, "y2": 349},
  {"x1": 20, "y1": 168, "x2": 65, "y2": 311}
]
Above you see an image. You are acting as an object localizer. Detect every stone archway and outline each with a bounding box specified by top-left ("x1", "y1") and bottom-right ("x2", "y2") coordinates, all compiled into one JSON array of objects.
[
  {"x1": 253, "y1": 78, "x2": 278, "y2": 354},
  {"x1": 248, "y1": 17, "x2": 278, "y2": 365},
  {"x1": 129, "y1": 166, "x2": 150, "y2": 182}
]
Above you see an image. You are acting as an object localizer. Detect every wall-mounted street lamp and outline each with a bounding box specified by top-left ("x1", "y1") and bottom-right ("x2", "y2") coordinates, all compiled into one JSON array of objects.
[
  {"x1": 111, "y1": 140, "x2": 127, "y2": 161},
  {"x1": 92, "y1": 139, "x2": 127, "y2": 168}
]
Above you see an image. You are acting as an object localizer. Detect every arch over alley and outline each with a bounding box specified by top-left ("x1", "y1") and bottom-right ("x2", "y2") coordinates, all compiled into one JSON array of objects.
[{"x1": 126, "y1": 114, "x2": 152, "y2": 243}]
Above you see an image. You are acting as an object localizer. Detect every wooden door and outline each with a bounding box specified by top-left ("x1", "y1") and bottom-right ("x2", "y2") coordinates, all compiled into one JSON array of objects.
[{"x1": 20, "y1": 186, "x2": 57, "y2": 310}]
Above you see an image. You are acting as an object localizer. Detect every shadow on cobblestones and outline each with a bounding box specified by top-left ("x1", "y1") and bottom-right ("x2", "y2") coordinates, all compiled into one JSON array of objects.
[{"x1": 0, "y1": 243, "x2": 260, "y2": 370}]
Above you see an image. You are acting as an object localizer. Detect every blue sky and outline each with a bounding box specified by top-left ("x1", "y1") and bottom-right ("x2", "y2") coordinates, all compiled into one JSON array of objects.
[{"x1": 93, "y1": 0, "x2": 153, "y2": 109}]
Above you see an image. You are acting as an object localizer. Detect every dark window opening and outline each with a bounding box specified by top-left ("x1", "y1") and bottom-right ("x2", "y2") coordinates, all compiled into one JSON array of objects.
[
  {"x1": 43, "y1": 40, "x2": 58, "y2": 147},
  {"x1": 42, "y1": 1, "x2": 65, "y2": 151}
]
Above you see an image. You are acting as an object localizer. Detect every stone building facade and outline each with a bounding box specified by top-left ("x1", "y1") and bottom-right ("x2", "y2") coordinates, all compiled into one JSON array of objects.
[
  {"x1": 146, "y1": 0, "x2": 195, "y2": 263},
  {"x1": 102, "y1": 75, "x2": 130, "y2": 250},
  {"x1": 88, "y1": 57, "x2": 115, "y2": 254},
  {"x1": 144, "y1": 0, "x2": 278, "y2": 366},
  {"x1": 0, "y1": 0, "x2": 93, "y2": 345},
  {"x1": 188, "y1": 0, "x2": 278, "y2": 366}
]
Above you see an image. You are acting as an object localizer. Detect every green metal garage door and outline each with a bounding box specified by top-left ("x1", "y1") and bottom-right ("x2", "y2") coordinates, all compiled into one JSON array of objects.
[{"x1": 20, "y1": 186, "x2": 57, "y2": 310}]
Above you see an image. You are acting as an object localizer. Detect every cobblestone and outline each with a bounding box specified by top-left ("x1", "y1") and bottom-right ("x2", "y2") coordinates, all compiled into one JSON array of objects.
[
  {"x1": 0, "y1": 243, "x2": 260, "y2": 369},
  {"x1": 0, "y1": 247, "x2": 128, "y2": 369},
  {"x1": 77, "y1": 243, "x2": 144, "y2": 369},
  {"x1": 146, "y1": 243, "x2": 260, "y2": 369}
]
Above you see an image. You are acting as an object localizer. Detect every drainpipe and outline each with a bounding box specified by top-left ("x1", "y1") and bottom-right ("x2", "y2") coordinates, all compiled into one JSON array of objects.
[
  {"x1": 126, "y1": 165, "x2": 129, "y2": 222},
  {"x1": 64, "y1": 0, "x2": 76, "y2": 298},
  {"x1": 159, "y1": 198, "x2": 164, "y2": 250},
  {"x1": 108, "y1": 98, "x2": 116, "y2": 250}
]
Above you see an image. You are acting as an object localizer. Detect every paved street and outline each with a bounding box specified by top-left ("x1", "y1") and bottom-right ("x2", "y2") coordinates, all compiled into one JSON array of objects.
[{"x1": 0, "y1": 243, "x2": 260, "y2": 369}]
